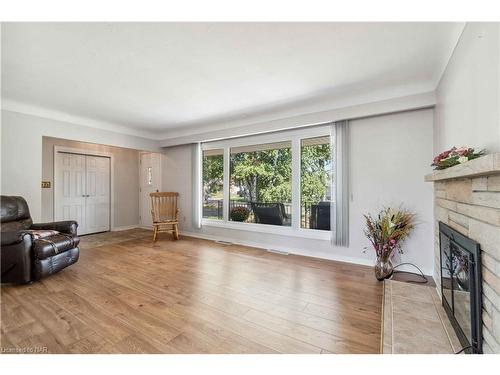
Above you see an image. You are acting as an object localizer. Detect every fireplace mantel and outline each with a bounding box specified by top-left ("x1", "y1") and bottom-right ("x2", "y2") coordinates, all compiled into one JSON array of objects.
[
  {"x1": 425, "y1": 153, "x2": 500, "y2": 182},
  {"x1": 425, "y1": 151, "x2": 500, "y2": 353}
]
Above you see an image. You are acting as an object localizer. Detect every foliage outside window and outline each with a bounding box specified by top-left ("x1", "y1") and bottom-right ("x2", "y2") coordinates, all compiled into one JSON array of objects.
[
  {"x1": 230, "y1": 141, "x2": 292, "y2": 226},
  {"x1": 202, "y1": 149, "x2": 223, "y2": 220},
  {"x1": 300, "y1": 136, "x2": 332, "y2": 231}
]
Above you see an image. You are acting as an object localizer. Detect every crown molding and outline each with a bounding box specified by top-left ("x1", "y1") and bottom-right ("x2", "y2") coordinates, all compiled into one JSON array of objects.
[{"x1": 1, "y1": 99, "x2": 159, "y2": 140}]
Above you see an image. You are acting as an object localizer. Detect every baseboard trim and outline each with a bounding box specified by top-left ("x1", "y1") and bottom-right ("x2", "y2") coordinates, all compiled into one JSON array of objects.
[
  {"x1": 180, "y1": 230, "x2": 375, "y2": 269},
  {"x1": 111, "y1": 225, "x2": 139, "y2": 232}
]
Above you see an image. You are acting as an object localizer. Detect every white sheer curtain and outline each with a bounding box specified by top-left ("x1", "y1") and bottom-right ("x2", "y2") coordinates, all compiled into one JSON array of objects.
[{"x1": 332, "y1": 120, "x2": 349, "y2": 246}]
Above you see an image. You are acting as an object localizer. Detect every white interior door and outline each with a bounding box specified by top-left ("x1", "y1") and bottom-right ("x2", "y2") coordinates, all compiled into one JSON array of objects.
[
  {"x1": 85, "y1": 156, "x2": 111, "y2": 234},
  {"x1": 55, "y1": 152, "x2": 111, "y2": 235},
  {"x1": 56, "y1": 152, "x2": 86, "y2": 233},
  {"x1": 140, "y1": 152, "x2": 162, "y2": 227}
]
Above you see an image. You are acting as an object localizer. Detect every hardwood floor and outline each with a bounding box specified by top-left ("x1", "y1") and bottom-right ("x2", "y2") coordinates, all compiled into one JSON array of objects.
[{"x1": 1, "y1": 229, "x2": 383, "y2": 354}]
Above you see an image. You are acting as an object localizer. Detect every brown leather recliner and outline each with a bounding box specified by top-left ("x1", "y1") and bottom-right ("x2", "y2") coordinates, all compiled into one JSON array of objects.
[{"x1": 1, "y1": 196, "x2": 80, "y2": 284}]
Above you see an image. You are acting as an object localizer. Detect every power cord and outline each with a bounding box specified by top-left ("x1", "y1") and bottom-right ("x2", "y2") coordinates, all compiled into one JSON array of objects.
[
  {"x1": 455, "y1": 345, "x2": 472, "y2": 354},
  {"x1": 391, "y1": 262, "x2": 428, "y2": 284}
]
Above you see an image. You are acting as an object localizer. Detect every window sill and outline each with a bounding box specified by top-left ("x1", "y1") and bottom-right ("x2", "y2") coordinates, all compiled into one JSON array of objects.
[{"x1": 201, "y1": 219, "x2": 331, "y2": 241}]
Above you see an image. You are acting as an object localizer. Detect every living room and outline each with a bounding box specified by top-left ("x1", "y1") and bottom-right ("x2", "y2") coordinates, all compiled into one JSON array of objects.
[{"x1": 1, "y1": 1, "x2": 499, "y2": 373}]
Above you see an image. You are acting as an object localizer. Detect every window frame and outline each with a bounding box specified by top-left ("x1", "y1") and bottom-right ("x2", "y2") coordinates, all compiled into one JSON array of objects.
[
  {"x1": 201, "y1": 148, "x2": 225, "y2": 221},
  {"x1": 200, "y1": 125, "x2": 333, "y2": 241}
]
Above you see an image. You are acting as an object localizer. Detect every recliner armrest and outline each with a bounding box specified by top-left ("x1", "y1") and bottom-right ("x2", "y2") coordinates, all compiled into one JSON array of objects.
[
  {"x1": 1, "y1": 231, "x2": 33, "y2": 284},
  {"x1": 1, "y1": 231, "x2": 32, "y2": 246},
  {"x1": 31, "y1": 221, "x2": 78, "y2": 236}
]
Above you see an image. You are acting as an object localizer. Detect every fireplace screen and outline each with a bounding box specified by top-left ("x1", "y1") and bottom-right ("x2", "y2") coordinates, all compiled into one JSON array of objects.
[{"x1": 439, "y1": 222, "x2": 482, "y2": 354}]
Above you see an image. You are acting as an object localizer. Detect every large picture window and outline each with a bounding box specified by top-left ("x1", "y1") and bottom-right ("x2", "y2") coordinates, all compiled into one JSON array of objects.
[
  {"x1": 230, "y1": 141, "x2": 292, "y2": 226},
  {"x1": 199, "y1": 124, "x2": 347, "y2": 242}
]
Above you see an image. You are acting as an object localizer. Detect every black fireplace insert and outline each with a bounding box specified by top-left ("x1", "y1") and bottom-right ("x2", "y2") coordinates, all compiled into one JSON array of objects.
[{"x1": 439, "y1": 221, "x2": 482, "y2": 354}]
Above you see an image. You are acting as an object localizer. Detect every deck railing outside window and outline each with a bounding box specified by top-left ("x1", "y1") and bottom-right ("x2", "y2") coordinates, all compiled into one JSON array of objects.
[{"x1": 203, "y1": 199, "x2": 330, "y2": 230}]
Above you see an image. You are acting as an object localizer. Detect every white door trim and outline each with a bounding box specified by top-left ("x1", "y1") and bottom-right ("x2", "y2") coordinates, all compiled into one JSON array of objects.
[{"x1": 53, "y1": 145, "x2": 115, "y2": 232}]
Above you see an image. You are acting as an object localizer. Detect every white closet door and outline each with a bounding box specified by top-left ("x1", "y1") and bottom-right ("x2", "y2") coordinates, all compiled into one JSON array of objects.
[
  {"x1": 55, "y1": 152, "x2": 111, "y2": 235},
  {"x1": 85, "y1": 155, "x2": 111, "y2": 234},
  {"x1": 56, "y1": 153, "x2": 86, "y2": 233}
]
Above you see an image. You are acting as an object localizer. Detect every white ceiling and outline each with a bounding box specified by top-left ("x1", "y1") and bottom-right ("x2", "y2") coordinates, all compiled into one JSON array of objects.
[{"x1": 2, "y1": 22, "x2": 463, "y2": 137}]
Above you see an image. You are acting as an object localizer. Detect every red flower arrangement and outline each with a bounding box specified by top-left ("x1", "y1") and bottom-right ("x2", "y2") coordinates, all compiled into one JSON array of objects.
[{"x1": 431, "y1": 146, "x2": 485, "y2": 170}]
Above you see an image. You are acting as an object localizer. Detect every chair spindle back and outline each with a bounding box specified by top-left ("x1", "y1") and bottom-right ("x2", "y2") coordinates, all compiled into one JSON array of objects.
[{"x1": 150, "y1": 192, "x2": 179, "y2": 223}]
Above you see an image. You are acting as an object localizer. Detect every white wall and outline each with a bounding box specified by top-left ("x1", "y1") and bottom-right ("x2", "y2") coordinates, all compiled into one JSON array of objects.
[
  {"x1": 162, "y1": 109, "x2": 435, "y2": 275},
  {"x1": 1, "y1": 110, "x2": 160, "y2": 222},
  {"x1": 434, "y1": 23, "x2": 500, "y2": 154},
  {"x1": 160, "y1": 92, "x2": 435, "y2": 146}
]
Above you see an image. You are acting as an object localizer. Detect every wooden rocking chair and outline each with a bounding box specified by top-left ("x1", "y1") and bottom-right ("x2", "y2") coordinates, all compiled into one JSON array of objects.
[{"x1": 150, "y1": 192, "x2": 179, "y2": 241}]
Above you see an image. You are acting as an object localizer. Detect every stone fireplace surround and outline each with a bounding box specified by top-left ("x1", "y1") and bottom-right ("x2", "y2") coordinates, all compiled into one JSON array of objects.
[{"x1": 425, "y1": 153, "x2": 500, "y2": 354}]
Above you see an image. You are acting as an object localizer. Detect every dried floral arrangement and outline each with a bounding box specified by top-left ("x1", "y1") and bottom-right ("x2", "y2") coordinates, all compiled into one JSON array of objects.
[{"x1": 363, "y1": 207, "x2": 416, "y2": 260}]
